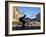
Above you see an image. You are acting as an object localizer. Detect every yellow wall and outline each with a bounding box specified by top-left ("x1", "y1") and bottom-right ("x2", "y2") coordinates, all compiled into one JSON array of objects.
[{"x1": 12, "y1": 8, "x2": 21, "y2": 22}]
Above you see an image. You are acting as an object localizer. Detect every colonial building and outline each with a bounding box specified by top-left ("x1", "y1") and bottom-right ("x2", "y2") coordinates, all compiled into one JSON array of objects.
[
  {"x1": 36, "y1": 13, "x2": 40, "y2": 22},
  {"x1": 12, "y1": 7, "x2": 21, "y2": 22}
]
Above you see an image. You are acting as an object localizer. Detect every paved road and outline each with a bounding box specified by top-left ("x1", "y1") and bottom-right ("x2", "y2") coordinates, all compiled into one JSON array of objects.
[
  {"x1": 12, "y1": 26, "x2": 40, "y2": 30},
  {"x1": 12, "y1": 21, "x2": 40, "y2": 30}
]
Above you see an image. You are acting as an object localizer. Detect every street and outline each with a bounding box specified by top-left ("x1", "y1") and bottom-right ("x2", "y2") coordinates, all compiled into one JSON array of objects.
[{"x1": 12, "y1": 21, "x2": 40, "y2": 30}]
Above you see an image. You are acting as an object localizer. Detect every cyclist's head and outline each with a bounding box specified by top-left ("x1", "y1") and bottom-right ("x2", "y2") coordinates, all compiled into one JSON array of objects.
[{"x1": 24, "y1": 15, "x2": 26, "y2": 17}]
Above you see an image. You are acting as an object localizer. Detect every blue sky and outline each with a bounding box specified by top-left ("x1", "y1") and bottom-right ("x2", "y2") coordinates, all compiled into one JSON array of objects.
[{"x1": 16, "y1": 7, "x2": 40, "y2": 19}]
